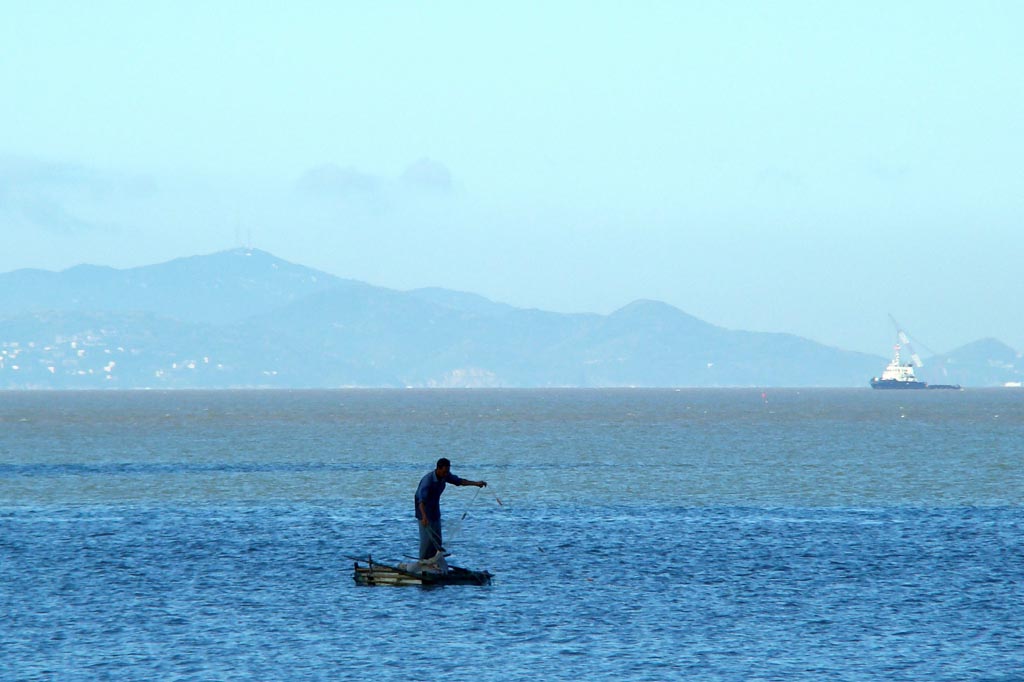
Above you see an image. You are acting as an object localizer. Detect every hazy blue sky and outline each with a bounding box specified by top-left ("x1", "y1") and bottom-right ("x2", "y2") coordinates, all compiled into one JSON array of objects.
[{"x1": 2, "y1": 2, "x2": 1021, "y2": 355}]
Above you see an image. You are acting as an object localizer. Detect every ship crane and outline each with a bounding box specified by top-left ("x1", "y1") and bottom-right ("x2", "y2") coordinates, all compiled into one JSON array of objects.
[{"x1": 891, "y1": 315, "x2": 924, "y2": 369}]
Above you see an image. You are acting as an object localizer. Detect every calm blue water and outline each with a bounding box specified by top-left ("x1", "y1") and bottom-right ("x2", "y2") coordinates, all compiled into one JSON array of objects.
[{"x1": 2, "y1": 389, "x2": 1022, "y2": 680}]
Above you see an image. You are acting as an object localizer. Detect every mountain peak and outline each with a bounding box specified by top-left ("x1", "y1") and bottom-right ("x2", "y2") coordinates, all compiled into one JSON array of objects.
[
  {"x1": 611, "y1": 299, "x2": 698, "y2": 321},
  {"x1": 946, "y1": 337, "x2": 1020, "y2": 361},
  {"x1": 139, "y1": 247, "x2": 291, "y2": 272},
  {"x1": 0, "y1": 248, "x2": 345, "y2": 325}
]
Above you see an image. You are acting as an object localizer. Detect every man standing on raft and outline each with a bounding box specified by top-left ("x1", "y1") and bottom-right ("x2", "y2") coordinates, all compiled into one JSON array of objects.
[{"x1": 415, "y1": 458, "x2": 487, "y2": 560}]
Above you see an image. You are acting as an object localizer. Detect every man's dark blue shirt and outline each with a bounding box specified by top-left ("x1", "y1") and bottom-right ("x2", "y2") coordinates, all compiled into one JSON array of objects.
[{"x1": 414, "y1": 470, "x2": 465, "y2": 522}]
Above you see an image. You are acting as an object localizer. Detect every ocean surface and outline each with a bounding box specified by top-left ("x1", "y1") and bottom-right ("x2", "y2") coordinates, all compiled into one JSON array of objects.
[{"x1": 1, "y1": 389, "x2": 1021, "y2": 681}]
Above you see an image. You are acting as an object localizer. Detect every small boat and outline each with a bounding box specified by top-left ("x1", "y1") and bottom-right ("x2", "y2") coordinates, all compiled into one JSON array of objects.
[{"x1": 351, "y1": 554, "x2": 493, "y2": 587}]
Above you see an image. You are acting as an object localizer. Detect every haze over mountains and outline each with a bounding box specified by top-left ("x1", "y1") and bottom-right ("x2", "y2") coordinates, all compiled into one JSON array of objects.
[{"x1": 0, "y1": 249, "x2": 1019, "y2": 389}]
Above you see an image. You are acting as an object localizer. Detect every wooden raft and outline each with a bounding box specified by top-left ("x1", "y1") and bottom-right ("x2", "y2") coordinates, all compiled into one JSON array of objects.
[{"x1": 352, "y1": 556, "x2": 493, "y2": 586}]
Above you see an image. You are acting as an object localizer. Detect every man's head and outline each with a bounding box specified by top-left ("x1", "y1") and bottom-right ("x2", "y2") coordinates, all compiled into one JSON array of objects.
[{"x1": 435, "y1": 457, "x2": 451, "y2": 479}]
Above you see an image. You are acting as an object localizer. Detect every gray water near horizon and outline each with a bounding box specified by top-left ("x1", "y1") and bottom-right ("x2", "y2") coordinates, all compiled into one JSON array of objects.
[{"x1": 1, "y1": 389, "x2": 1022, "y2": 680}]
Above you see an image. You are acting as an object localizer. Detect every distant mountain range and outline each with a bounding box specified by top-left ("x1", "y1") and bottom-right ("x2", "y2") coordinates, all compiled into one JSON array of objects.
[
  {"x1": 916, "y1": 338, "x2": 1023, "y2": 388},
  {"x1": 0, "y1": 249, "x2": 1020, "y2": 388}
]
